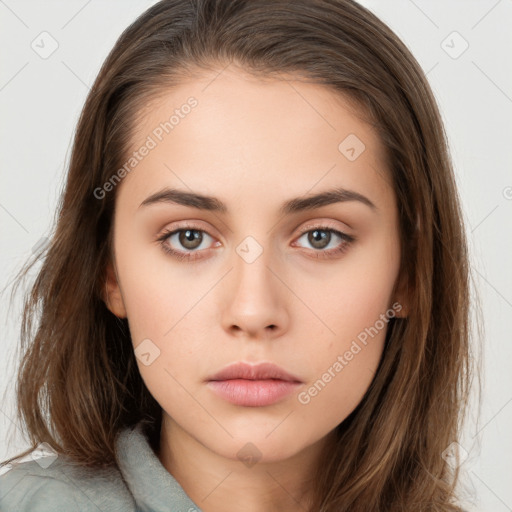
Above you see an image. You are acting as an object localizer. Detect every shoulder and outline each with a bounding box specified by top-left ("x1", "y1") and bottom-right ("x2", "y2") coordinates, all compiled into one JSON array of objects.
[{"x1": 0, "y1": 449, "x2": 137, "y2": 512}]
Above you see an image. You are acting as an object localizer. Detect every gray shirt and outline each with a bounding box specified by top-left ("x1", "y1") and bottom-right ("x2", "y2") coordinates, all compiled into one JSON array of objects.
[{"x1": 0, "y1": 422, "x2": 202, "y2": 511}]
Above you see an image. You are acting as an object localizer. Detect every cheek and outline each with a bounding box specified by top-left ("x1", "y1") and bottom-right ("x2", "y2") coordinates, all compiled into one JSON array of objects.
[
  {"x1": 292, "y1": 238, "x2": 399, "y2": 421},
  {"x1": 295, "y1": 327, "x2": 386, "y2": 426},
  {"x1": 294, "y1": 294, "x2": 392, "y2": 431},
  {"x1": 122, "y1": 274, "x2": 211, "y2": 399},
  {"x1": 295, "y1": 237, "x2": 399, "y2": 350},
  {"x1": 114, "y1": 242, "x2": 214, "y2": 404},
  {"x1": 115, "y1": 236, "x2": 213, "y2": 343}
]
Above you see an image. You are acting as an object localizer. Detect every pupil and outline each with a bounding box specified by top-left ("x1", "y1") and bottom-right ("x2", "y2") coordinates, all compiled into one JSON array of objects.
[
  {"x1": 309, "y1": 229, "x2": 330, "y2": 249},
  {"x1": 180, "y1": 229, "x2": 202, "y2": 249}
]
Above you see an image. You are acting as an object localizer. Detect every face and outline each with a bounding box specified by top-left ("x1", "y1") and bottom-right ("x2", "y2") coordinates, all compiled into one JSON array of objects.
[{"x1": 104, "y1": 65, "x2": 405, "y2": 465}]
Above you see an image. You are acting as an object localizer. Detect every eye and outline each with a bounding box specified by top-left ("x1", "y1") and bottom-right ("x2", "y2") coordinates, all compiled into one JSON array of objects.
[
  {"x1": 293, "y1": 224, "x2": 355, "y2": 258},
  {"x1": 156, "y1": 224, "x2": 219, "y2": 261},
  {"x1": 155, "y1": 222, "x2": 355, "y2": 262}
]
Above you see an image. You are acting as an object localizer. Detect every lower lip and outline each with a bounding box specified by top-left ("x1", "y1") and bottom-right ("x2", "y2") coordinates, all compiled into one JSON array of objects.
[{"x1": 206, "y1": 379, "x2": 302, "y2": 407}]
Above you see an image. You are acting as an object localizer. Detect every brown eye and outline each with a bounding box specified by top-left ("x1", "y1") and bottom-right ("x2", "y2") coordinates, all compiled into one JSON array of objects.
[
  {"x1": 178, "y1": 229, "x2": 203, "y2": 250},
  {"x1": 307, "y1": 229, "x2": 332, "y2": 249},
  {"x1": 293, "y1": 225, "x2": 355, "y2": 259},
  {"x1": 296, "y1": 227, "x2": 350, "y2": 251},
  {"x1": 158, "y1": 227, "x2": 216, "y2": 256}
]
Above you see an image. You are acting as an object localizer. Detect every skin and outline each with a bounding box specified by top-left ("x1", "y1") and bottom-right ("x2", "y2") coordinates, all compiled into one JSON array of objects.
[{"x1": 104, "y1": 64, "x2": 407, "y2": 512}]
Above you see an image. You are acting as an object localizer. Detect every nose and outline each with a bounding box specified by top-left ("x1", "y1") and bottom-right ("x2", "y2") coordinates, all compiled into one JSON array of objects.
[{"x1": 220, "y1": 242, "x2": 290, "y2": 340}]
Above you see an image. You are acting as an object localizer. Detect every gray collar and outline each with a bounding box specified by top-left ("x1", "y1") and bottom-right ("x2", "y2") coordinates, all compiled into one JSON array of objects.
[{"x1": 116, "y1": 423, "x2": 202, "y2": 512}]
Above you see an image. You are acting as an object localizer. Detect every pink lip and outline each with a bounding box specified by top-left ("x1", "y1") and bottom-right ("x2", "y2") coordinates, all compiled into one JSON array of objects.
[{"x1": 206, "y1": 362, "x2": 303, "y2": 407}]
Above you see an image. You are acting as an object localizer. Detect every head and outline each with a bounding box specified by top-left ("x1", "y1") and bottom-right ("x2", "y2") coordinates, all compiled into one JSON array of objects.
[{"x1": 4, "y1": 1, "x2": 471, "y2": 510}]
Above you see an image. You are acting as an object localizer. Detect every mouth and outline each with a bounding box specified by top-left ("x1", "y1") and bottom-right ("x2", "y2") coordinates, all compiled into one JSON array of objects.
[{"x1": 206, "y1": 361, "x2": 303, "y2": 407}]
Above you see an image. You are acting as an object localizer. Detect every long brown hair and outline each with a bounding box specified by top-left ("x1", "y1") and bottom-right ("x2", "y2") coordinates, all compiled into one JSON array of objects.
[{"x1": 1, "y1": 0, "x2": 475, "y2": 509}]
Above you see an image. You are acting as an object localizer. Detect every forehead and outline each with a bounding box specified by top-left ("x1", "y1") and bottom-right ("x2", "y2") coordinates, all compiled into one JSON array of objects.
[{"x1": 119, "y1": 65, "x2": 393, "y2": 211}]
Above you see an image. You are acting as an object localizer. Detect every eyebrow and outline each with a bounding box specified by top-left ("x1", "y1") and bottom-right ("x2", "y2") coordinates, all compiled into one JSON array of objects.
[{"x1": 138, "y1": 186, "x2": 377, "y2": 215}]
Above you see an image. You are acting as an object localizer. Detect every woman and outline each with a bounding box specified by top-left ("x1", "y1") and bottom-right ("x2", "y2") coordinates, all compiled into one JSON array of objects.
[{"x1": 0, "y1": 0, "x2": 473, "y2": 510}]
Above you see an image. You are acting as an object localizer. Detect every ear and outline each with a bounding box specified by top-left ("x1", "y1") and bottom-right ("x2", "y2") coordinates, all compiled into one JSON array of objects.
[{"x1": 102, "y1": 260, "x2": 127, "y2": 318}]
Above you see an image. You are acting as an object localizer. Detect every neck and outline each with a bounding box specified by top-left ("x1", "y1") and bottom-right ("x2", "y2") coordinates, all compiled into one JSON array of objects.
[{"x1": 157, "y1": 414, "x2": 331, "y2": 512}]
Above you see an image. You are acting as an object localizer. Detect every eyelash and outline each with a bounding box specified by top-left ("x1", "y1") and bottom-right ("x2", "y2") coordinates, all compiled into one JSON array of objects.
[{"x1": 155, "y1": 222, "x2": 355, "y2": 262}]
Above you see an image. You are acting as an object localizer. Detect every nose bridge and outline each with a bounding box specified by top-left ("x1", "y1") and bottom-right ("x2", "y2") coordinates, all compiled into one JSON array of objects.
[
  {"x1": 232, "y1": 234, "x2": 278, "y2": 304},
  {"x1": 221, "y1": 233, "x2": 289, "y2": 337}
]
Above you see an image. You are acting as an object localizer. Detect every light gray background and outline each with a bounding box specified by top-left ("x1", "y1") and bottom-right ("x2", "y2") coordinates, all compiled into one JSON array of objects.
[{"x1": 1, "y1": 1, "x2": 511, "y2": 510}]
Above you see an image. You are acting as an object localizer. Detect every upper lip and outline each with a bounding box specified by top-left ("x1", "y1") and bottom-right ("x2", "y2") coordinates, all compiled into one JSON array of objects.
[{"x1": 207, "y1": 362, "x2": 302, "y2": 383}]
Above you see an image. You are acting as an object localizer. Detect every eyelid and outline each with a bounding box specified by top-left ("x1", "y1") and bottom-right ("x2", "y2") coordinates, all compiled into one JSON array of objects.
[
  {"x1": 295, "y1": 219, "x2": 352, "y2": 236},
  {"x1": 156, "y1": 220, "x2": 220, "y2": 239},
  {"x1": 157, "y1": 219, "x2": 350, "y2": 242}
]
